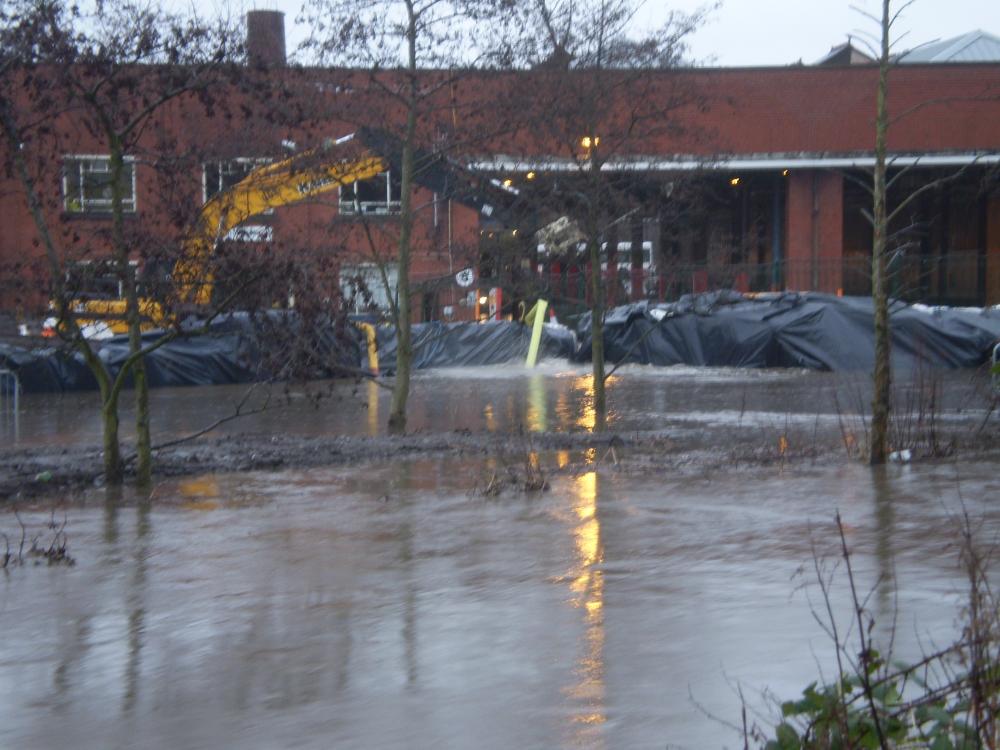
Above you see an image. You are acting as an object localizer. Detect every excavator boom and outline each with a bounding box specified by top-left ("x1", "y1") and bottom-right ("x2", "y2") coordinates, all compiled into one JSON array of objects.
[
  {"x1": 57, "y1": 135, "x2": 388, "y2": 334},
  {"x1": 175, "y1": 140, "x2": 387, "y2": 306}
]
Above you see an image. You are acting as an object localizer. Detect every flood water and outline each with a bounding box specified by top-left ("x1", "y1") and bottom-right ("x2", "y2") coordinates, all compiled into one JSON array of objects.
[
  {"x1": 5, "y1": 359, "x2": 993, "y2": 447},
  {"x1": 1, "y1": 362, "x2": 998, "y2": 748}
]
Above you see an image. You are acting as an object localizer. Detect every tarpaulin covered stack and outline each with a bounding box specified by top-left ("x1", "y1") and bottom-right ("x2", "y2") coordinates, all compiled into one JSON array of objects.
[
  {"x1": 0, "y1": 312, "x2": 362, "y2": 393},
  {"x1": 4, "y1": 294, "x2": 999, "y2": 394},
  {"x1": 375, "y1": 320, "x2": 576, "y2": 374},
  {"x1": 575, "y1": 292, "x2": 1000, "y2": 371}
]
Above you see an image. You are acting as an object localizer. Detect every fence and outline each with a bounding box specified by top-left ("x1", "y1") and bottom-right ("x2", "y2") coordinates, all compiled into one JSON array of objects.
[{"x1": 0, "y1": 368, "x2": 19, "y2": 439}]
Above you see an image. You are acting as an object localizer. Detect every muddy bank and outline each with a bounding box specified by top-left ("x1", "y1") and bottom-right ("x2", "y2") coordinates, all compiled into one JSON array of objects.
[
  {"x1": 3, "y1": 362, "x2": 997, "y2": 500},
  {"x1": 0, "y1": 430, "x2": 688, "y2": 500},
  {"x1": 3, "y1": 414, "x2": 998, "y2": 502}
]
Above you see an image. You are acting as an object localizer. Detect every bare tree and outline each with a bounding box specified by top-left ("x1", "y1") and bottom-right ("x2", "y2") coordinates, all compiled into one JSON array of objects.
[
  {"x1": 514, "y1": 0, "x2": 707, "y2": 429},
  {"x1": 868, "y1": 0, "x2": 895, "y2": 464},
  {"x1": 0, "y1": 0, "x2": 243, "y2": 484},
  {"x1": 301, "y1": 0, "x2": 524, "y2": 433},
  {"x1": 849, "y1": 0, "x2": 997, "y2": 463}
]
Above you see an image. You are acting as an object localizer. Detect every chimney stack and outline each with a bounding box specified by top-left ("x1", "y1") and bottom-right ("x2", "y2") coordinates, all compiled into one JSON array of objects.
[{"x1": 246, "y1": 10, "x2": 286, "y2": 67}]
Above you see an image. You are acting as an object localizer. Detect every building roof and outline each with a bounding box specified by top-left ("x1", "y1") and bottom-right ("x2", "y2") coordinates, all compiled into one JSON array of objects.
[
  {"x1": 899, "y1": 29, "x2": 1000, "y2": 63},
  {"x1": 815, "y1": 39, "x2": 874, "y2": 66}
]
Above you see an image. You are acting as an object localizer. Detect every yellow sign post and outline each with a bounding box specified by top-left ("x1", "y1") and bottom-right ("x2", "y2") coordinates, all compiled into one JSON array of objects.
[{"x1": 525, "y1": 299, "x2": 549, "y2": 368}]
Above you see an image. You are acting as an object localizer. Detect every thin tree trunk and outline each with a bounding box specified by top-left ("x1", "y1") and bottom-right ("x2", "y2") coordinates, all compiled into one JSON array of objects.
[
  {"x1": 588, "y1": 236, "x2": 607, "y2": 431},
  {"x1": 126, "y1": 266, "x2": 152, "y2": 484},
  {"x1": 870, "y1": 0, "x2": 892, "y2": 465},
  {"x1": 102, "y1": 395, "x2": 123, "y2": 482},
  {"x1": 388, "y1": 2, "x2": 418, "y2": 435},
  {"x1": 109, "y1": 139, "x2": 153, "y2": 483},
  {"x1": 0, "y1": 97, "x2": 125, "y2": 482}
]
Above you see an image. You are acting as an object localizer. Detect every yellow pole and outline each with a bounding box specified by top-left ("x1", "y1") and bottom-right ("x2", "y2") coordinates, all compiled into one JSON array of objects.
[
  {"x1": 525, "y1": 299, "x2": 548, "y2": 368},
  {"x1": 357, "y1": 322, "x2": 379, "y2": 374}
]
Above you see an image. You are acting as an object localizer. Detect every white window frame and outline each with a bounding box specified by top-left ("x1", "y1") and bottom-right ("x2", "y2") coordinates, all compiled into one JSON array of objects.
[
  {"x1": 339, "y1": 171, "x2": 402, "y2": 216},
  {"x1": 62, "y1": 155, "x2": 136, "y2": 213},
  {"x1": 202, "y1": 157, "x2": 273, "y2": 204},
  {"x1": 339, "y1": 263, "x2": 398, "y2": 313},
  {"x1": 64, "y1": 258, "x2": 140, "y2": 299}
]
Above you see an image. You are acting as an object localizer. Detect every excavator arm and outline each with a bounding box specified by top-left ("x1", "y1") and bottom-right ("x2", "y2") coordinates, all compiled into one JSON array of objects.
[
  {"x1": 174, "y1": 136, "x2": 387, "y2": 306},
  {"x1": 55, "y1": 128, "x2": 509, "y2": 336}
]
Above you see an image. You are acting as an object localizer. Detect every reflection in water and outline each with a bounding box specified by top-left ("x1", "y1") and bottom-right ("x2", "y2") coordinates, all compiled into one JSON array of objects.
[
  {"x1": 124, "y1": 498, "x2": 151, "y2": 713},
  {"x1": 178, "y1": 477, "x2": 221, "y2": 510},
  {"x1": 51, "y1": 616, "x2": 91, "y2": 714},
  {"x1": 367, "y1": 380, "x2": 380, "y2": 437},
  {"x1": 484, "y1": 403, "x2": 497, "y2": 432},
  {"x1": 5, "y1": 457, "x2": 997, "y2": 748},
  {"x1": 103, "y1": 485, "x2": 122, "y2": 546},
  {"x1": 872, "y1": 466, "x2": 896, "y2": 629},
  {"x1": 573, "y1": 376, "x2": 597, "y2": 432},
  {"x1": 526, "y1": 373, "x2": 547, "y2": 432},
  {"x1": 566, "y1": 470, "x2": 606, "y2": 743}
]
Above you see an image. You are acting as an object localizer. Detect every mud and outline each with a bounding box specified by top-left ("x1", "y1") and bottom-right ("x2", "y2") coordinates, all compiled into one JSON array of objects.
[{"x1": 1, "y1": 361, "x2": 997, "y2": 501}]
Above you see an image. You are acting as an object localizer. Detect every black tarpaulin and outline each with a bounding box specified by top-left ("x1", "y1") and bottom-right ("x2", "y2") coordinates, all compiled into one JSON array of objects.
[
  {"x1": 1, "y1": 312, "x2": 362, "y2": 393},
  {"x1": 375, "y1": 320, "x2": 577, "y2": 374},
  {"x1": 575, "y1": 293, "x2": 1000, "y2": 371}
]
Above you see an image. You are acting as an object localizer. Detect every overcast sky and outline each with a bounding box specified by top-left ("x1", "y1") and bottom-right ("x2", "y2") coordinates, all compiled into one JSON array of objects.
[{"x1": 227, "y1": 0, "x2": 999, "y2": 66}]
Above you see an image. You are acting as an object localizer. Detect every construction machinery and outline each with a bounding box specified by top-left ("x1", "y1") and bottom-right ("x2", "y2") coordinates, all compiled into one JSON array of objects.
[{"x1": 51, "y1": 130, "x2": 458, "y2": 336}]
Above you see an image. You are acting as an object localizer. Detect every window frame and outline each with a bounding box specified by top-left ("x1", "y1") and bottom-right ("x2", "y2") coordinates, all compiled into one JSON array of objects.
[
  {"x1": 62, "y1": 155, "x2": 137, "y2": 214},
  {"x1": 201, "y1": 157, "x2": 274, "y2": 205},
  {"x1": 339, "y1": 262, "x2": 399, "y2": 313},
  {"x1": 202, "y1": 157, "x2": 276, "y2": 235},
  {"x1": 338, "y1": 171, "x2": 402, "y2": 216},
  {"x1": 63, "y1": 258, "x2": 141, "y2": 300}
]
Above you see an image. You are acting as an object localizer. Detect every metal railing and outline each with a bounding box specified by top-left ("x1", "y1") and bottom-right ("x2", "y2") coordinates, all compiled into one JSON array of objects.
[
  {"x1": 536, "y1": 252, "x2": 993, "y2": 308},
  {"x1": 993, "y1": 343, "x2": 1000, "y2": 395},
  {"x1": 0, "y1": 368, "x2": 20, "y2": 439}
]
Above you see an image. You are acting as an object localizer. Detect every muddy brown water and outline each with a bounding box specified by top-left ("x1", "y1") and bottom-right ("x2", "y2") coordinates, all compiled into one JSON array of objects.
[
  {"x1": 1, "y1": 362, "x2": 997, "y2": 748},
  {"x1": 5, "y1": 360, "x2": 992, "y2": 447}
]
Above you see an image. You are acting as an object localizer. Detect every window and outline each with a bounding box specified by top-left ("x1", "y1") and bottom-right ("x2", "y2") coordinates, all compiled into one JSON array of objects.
[
  {"x1": 203, "y1": 158, "x2": 272, "y2": 202},
  {"x1": 64, "y1": 259, "x2": 140, "y2": 299},
  {"x1": 339, "y1": 263, "x2": 398, "y2": 313},
  {"x1": 63, "y1": 156, "x2": 136, "y2": 213},
  {"x1": 340, "y1": 172, "x2": 402, "y2": 215}
]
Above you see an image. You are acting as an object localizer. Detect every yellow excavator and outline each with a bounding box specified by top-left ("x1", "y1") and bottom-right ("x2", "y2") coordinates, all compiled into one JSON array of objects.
[{"x1": 56, "y1": 132, "x2": 389, "y2": 337}]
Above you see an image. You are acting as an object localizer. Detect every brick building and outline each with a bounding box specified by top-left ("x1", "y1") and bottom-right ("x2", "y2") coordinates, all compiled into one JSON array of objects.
[{"x1": 1, "y1": 12, "x2": 999, "y2": 325}]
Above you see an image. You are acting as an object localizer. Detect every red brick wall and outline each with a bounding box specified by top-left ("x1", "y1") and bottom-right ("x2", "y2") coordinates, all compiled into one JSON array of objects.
[
  {"x1": 3, "y1": 62, "x2": 1000, "y2": 314},
  {"x1": 785, "y1": 171, "x2": 844, "y2": 293}
]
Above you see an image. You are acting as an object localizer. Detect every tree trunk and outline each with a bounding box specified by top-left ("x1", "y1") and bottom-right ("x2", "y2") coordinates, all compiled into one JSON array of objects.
[
  {"x1": 0, "y1": 99, "x2": 126, "y2": 483},
  {"x1": 588, "y1": 237, "x2": 607, "y2": 431},
  {"x1": 109, "y1": 139, "x2": 153, "y2": 482},
  {"x1": 102, "y1": 396, "x2": 123, "y2": 483},
  {"x1": 870, "y1": 0, "x2": 892, "y2": 465},
  {"x1": 388, "y1": 3, "x2": 418, "y2": 435},
  {"x1": 126, "y1": 266, "x2": 153, "y2": 485}
]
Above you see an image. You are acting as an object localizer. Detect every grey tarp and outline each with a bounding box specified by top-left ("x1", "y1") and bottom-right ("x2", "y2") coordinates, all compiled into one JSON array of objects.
[
  {"x1": 374, "y1": 320, "x2": 577, "y2": 374},
  {"x1": 1, "y1": 312, "x2": 362, "y2": 393},
  {"x1": 575, "y1": 293, "x2": 1000, "y2": 371}
]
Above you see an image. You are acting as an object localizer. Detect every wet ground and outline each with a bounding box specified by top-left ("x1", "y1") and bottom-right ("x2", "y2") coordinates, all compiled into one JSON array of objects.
[{"x1": 1, "y1": 361, "x2": 999, "y2": 748}]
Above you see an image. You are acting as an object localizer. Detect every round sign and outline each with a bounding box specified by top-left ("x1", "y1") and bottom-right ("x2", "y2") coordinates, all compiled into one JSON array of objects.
[{"x1": 455, "y1": 267, "x2": 476, "y2": 288}]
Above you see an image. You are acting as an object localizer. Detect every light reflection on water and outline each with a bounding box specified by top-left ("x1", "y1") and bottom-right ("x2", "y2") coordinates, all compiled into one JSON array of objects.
[
  {"x1": 566, "y1": 470, "x2": 606, "y2": 745},
  {"x1": 7, "y1": 363, "x2": 991, "y2": 453},
  {"x1": 9, "y1": 363, "x2": 974, "y2": 448},
  {"x1": 1, "y1": 458, "x2": 999, "y2": 748}
]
